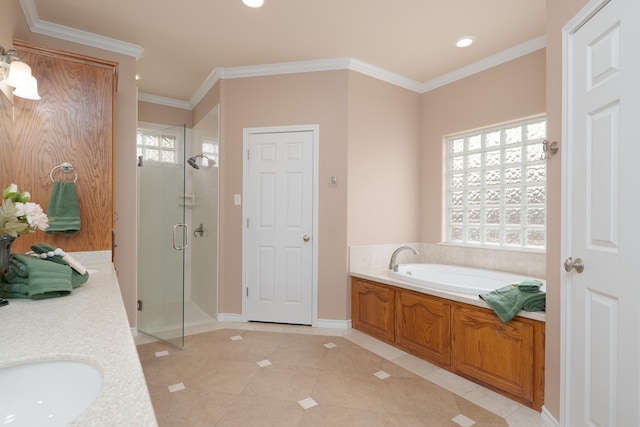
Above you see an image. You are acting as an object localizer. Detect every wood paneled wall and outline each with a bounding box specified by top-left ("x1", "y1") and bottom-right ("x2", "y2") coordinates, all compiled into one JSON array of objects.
[{"x1": 10, "y1": 40, "x2": 117, "y2": 253}]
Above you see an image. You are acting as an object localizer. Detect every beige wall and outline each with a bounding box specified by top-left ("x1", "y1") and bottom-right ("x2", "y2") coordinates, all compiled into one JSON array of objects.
[
  {"x1": 545, "y1": 0, "x2": 589, "y2": 421},
  {"x1": 193, "y1": 82, "x2": 221, "y2": 125},
  {"x1": 217, "y1": 71, "x2": 350, "y2": 320},
  {"x1": 347, "y1": 72, "x2": 421, "y2": 245},
  {"x1": 0, "y1": 1, "x2": 21, "y2": 186},
  {"x1": 138, "y1": 101, "x2": 192, "y2": 127},
  {"x1": 419, "y1": 49, "x2": 547, "y2": 243},
  {"x1": 0, "y1": 3, "x2": 20, "y2": 64}
]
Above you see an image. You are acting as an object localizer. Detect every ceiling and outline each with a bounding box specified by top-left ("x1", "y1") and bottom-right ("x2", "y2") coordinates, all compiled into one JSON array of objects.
[{"x1": 28, "y1": 0, "x2": 546, "y2": 105}]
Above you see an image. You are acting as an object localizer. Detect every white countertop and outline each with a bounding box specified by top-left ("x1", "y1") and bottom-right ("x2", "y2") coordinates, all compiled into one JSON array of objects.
[
  {"x1": 0, "y1": 262, "x2": 158, "y2": 426},
  {"x1": 350, "y1": 269, "x2": 546, "y2": 323}
]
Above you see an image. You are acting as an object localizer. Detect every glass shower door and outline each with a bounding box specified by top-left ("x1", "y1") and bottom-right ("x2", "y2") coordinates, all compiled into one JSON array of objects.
[{"x1": 137, "y1": 124, "x2": 186, "y2": 348}]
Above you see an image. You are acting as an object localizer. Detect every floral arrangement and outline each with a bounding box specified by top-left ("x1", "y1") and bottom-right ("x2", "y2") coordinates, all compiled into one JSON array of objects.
[{"x1": 1, "y1": 184, "x2": 49, "y2": 237}]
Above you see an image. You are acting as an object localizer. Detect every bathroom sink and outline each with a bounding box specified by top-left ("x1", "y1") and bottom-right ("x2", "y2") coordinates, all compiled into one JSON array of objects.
[{"x1": 0, "y1": 360, "x2": 102, "y2": 426}]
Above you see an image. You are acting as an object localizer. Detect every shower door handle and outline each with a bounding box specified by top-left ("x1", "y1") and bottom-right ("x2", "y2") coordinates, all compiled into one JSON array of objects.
[{"x1": 173, "y1": 224, "x2": 189, "y2": 250}]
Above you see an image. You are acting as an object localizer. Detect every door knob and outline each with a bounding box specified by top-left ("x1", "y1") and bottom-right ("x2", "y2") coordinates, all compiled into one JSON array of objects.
[
  {"x1": 564, "y1": 257, "x2": 584, "y2": 273},
  {"x1": 303, "y1": 235, "x2": 310, "y2": 242}
]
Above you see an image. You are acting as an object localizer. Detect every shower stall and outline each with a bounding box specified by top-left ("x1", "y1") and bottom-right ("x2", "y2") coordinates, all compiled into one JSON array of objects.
[{"x1": 136, "y1": 106, "x2": 220, "y2": 348}]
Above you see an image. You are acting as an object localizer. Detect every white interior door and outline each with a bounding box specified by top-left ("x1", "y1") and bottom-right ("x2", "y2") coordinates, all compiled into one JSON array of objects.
[
  {"x1": 562, "y1": 0, "x2": 640, "y2": 425},
  {"x1": 244, "y1": 128, "x2": 316, "y2": 325}
]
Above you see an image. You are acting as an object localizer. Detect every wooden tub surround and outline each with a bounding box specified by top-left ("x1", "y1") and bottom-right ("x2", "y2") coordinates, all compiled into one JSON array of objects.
[{"x1": 351, "y1": 277, "x2": 545, "y2": 410}]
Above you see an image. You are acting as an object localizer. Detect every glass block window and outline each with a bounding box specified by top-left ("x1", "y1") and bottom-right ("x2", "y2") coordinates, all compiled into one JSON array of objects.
[
  {"x1": 137, "y1": 131, "x2": 179, "y2": 164},
  {"x1": 445, "y1": 116, "x2": 546, "y2": 250},
  {"x1": 201, "y1": 137, "x2": 219, "y2": 167}
]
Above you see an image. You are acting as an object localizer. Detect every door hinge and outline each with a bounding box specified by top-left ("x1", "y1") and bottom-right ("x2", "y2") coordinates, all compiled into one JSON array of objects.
[
  {"x1": 246, "y1": 288, "x2": 249, "y2": 297},
  {"x1": 247, "y1": 150, "x2": 250, "y2": 160},
  {"x1": 137, "y1": 299, "x2": 143, "y2": 311},
  {"x1": 246, "y1": 218, "x2": 249, "y2": 228}
]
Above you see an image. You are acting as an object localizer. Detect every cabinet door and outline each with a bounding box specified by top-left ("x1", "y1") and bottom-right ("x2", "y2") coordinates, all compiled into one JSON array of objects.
[
  {"x1": 396, "y1": 290, "x2": 451, "y2": 366},
  {"x1": 351, "y1": 278, "x2": 395, "y2": 343},
  {"x1": 452, "y1": 304, "x2": 535, "y2": 403},
  {"x1": 12, "y1": 40, "x2": 116, "y2": 253}
]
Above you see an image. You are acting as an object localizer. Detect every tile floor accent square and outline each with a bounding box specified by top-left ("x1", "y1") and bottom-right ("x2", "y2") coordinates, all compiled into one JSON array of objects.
[
  {"x1": 298, "y1": 397, "x2": 318, "y2": 410},
  {"x1": 373, "y1": 370, "x2": 391, "y2": 380},
  {"x1": 257, "y1": 359, "x2": 272, "y2": 367},
  {"x1": 230, "y1": 335, "x2": 243, "y2": 341},
  {"x1": 323, "y1": 342, "x2": 337, "y2": 348},
  {"x1": 452, "y1": 413, "x2": 476, "y2": 427},
  {"x1": 155, "y1": 350, "x2": 169, "y2": 358},
  {"x1": 168, "y1": 383, "x2": 185, "y2": 393}
]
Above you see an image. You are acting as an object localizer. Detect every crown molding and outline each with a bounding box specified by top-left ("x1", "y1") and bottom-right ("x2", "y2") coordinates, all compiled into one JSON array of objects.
[
  {"x1": 418, "y1": 35, "x2": 546, "y2": 93},
  {"x1": 138, "y1": 93, "x2": 191, "y2": 110},
  {"x1": 20, "y1": 0, "x2": 545, "y2": 105},
  {"x1": 20, "y1": 0, "x2": 545, "y2": 106},
  {"x1": 19, "y1": 0, "x2": 144, "y2": 59},
  {"x1": 219, "y1": 57, "x2": 352, "y2": 79},
  {"x1": 348, "y1": 58, "x2": 423, "y2": 92},
  {"x1": 187, "y1": 57, "x2": 422, "y2": 108},
  {"x1": 188, "y1": 36, "x2": 545, "y2": 104},
  {"x1": 189, "y1": 68, "x2": 223, "y2": 108}
]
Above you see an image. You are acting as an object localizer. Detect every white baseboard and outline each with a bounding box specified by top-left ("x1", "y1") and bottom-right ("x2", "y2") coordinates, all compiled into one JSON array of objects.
[
  {"x1": 215, "y1": 314, "x2": 351, "y2": 329},
  {"x1": 216, "y1": 313, "x2": 244, "y2": 322},
  {"x1": 540, "y1": 406, "x2": 559, "y2": 427},
  {"x1": 314, "y1": 319, "x2": 352, "y2": 329}
]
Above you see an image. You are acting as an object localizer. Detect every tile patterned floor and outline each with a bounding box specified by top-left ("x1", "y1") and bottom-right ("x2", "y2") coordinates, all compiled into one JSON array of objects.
[{"x1": 136, "y1": 322, "x2": 545, "y2": 427}]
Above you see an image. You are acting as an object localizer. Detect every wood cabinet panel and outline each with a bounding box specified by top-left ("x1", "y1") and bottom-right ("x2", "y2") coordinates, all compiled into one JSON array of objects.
[
  {"x1": 11, "y1": 40, "x2": 116, "y2": 253},
  {"x1": 396, "y1": 290, "x2": 451, "y2": 366},
  {"x1": 350, "y1": 276, "x2": 545, "y2": 410},
  {"x1": 451, "y1": 304, "x2": 544, "y2": 409},
  {"x1": 351, "y1": 278, "x2": 395, "y2": 343}
]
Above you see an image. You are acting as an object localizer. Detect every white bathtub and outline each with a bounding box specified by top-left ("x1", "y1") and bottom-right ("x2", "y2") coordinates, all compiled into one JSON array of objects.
[{"x1": 388, "y1": 263, "x2": 544, "y2": 295}]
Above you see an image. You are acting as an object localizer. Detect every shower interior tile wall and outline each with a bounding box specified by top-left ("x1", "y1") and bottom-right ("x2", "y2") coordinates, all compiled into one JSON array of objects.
[{"x1": 349, "y1": 243, "x2": 546, "y2": 279}]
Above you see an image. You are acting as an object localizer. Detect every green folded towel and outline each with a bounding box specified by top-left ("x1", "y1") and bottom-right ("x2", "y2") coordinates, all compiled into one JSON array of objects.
[
  {"x1": 514, "y1": 279, "x2": 544, "y2": 292},
  {"x1": 480, "y1": 284, "x2": 546, "y2": 323},
  {"x1": 46, "y1": 181, "x2": 81, "y2": 235},
  {"x1": 0, "y1": 253, "x2": 73, "y2": 299},
  {"x1": 30, "y1": 243, "x2": 89, "y2": 288}
]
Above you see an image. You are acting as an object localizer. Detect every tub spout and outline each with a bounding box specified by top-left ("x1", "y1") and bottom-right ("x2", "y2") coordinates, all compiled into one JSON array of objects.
[{"x1": 389, "y1": 246, "x2": 419, "y2": 272}]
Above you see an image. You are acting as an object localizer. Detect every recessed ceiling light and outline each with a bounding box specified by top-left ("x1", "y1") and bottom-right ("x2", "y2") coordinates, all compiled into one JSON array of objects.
[
  {"x1": 455, "y1": 36, "x2": 476, "y2": 48},
  {"x1": 242, "y1": 0, "x2": 264, "y2": 7},
  {"x1": 135, "y1": 74, "x2": 141, "y2": 81}
]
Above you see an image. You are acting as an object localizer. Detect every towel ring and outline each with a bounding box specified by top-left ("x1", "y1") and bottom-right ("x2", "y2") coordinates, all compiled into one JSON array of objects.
[{"x1": 49, "y1": 162, "x2": 78, "y2": 183}]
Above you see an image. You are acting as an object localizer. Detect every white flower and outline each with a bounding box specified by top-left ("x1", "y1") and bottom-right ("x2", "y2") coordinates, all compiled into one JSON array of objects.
[
  {"x1": 1, "y1": 184, "x2": 48, "y2": 236},
  {"x1": 14, "y1": 202, "x2": 26, "y2": 217},
  {"x1": 25, "y1": 203, "x2": 49, "y2": 231},
  {"x1": 14, "y1": 202, "x2": 49, "y2": 231}
]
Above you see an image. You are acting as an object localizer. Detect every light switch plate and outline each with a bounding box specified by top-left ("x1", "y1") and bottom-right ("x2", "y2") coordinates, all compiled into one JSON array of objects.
[{"x1": 234, "y1": 194, "x2": 241, "y2": 205}]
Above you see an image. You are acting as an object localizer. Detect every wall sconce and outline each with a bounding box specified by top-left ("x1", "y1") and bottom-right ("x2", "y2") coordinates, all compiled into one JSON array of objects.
[{"x1": 0, "y1": 45, "x2": 41, "y2": 100}]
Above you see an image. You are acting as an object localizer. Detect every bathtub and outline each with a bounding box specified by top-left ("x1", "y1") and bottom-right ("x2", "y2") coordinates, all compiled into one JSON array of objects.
[{"x1": 388, "y1": 263, "x2": 544, "y2": 295}]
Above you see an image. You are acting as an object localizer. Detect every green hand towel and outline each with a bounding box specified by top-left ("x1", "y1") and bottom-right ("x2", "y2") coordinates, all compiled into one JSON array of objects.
[
  {"x1": 30, "y1": 243, "x2": 89, "y2": 288},
  {"x1": 480, "y1": 285, "x2": 546, "y2": 323},
  {"x1": 0, "y1": 254, "x2": 73, "y2": 299},
  {"x1": 46, "y1": 181, "x2": 81, "y2": 235}
]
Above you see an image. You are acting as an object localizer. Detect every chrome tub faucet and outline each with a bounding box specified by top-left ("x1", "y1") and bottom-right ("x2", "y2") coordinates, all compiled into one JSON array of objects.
[{"x1": 389, "y1": 246, "x2": 419, "y2": 271}]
